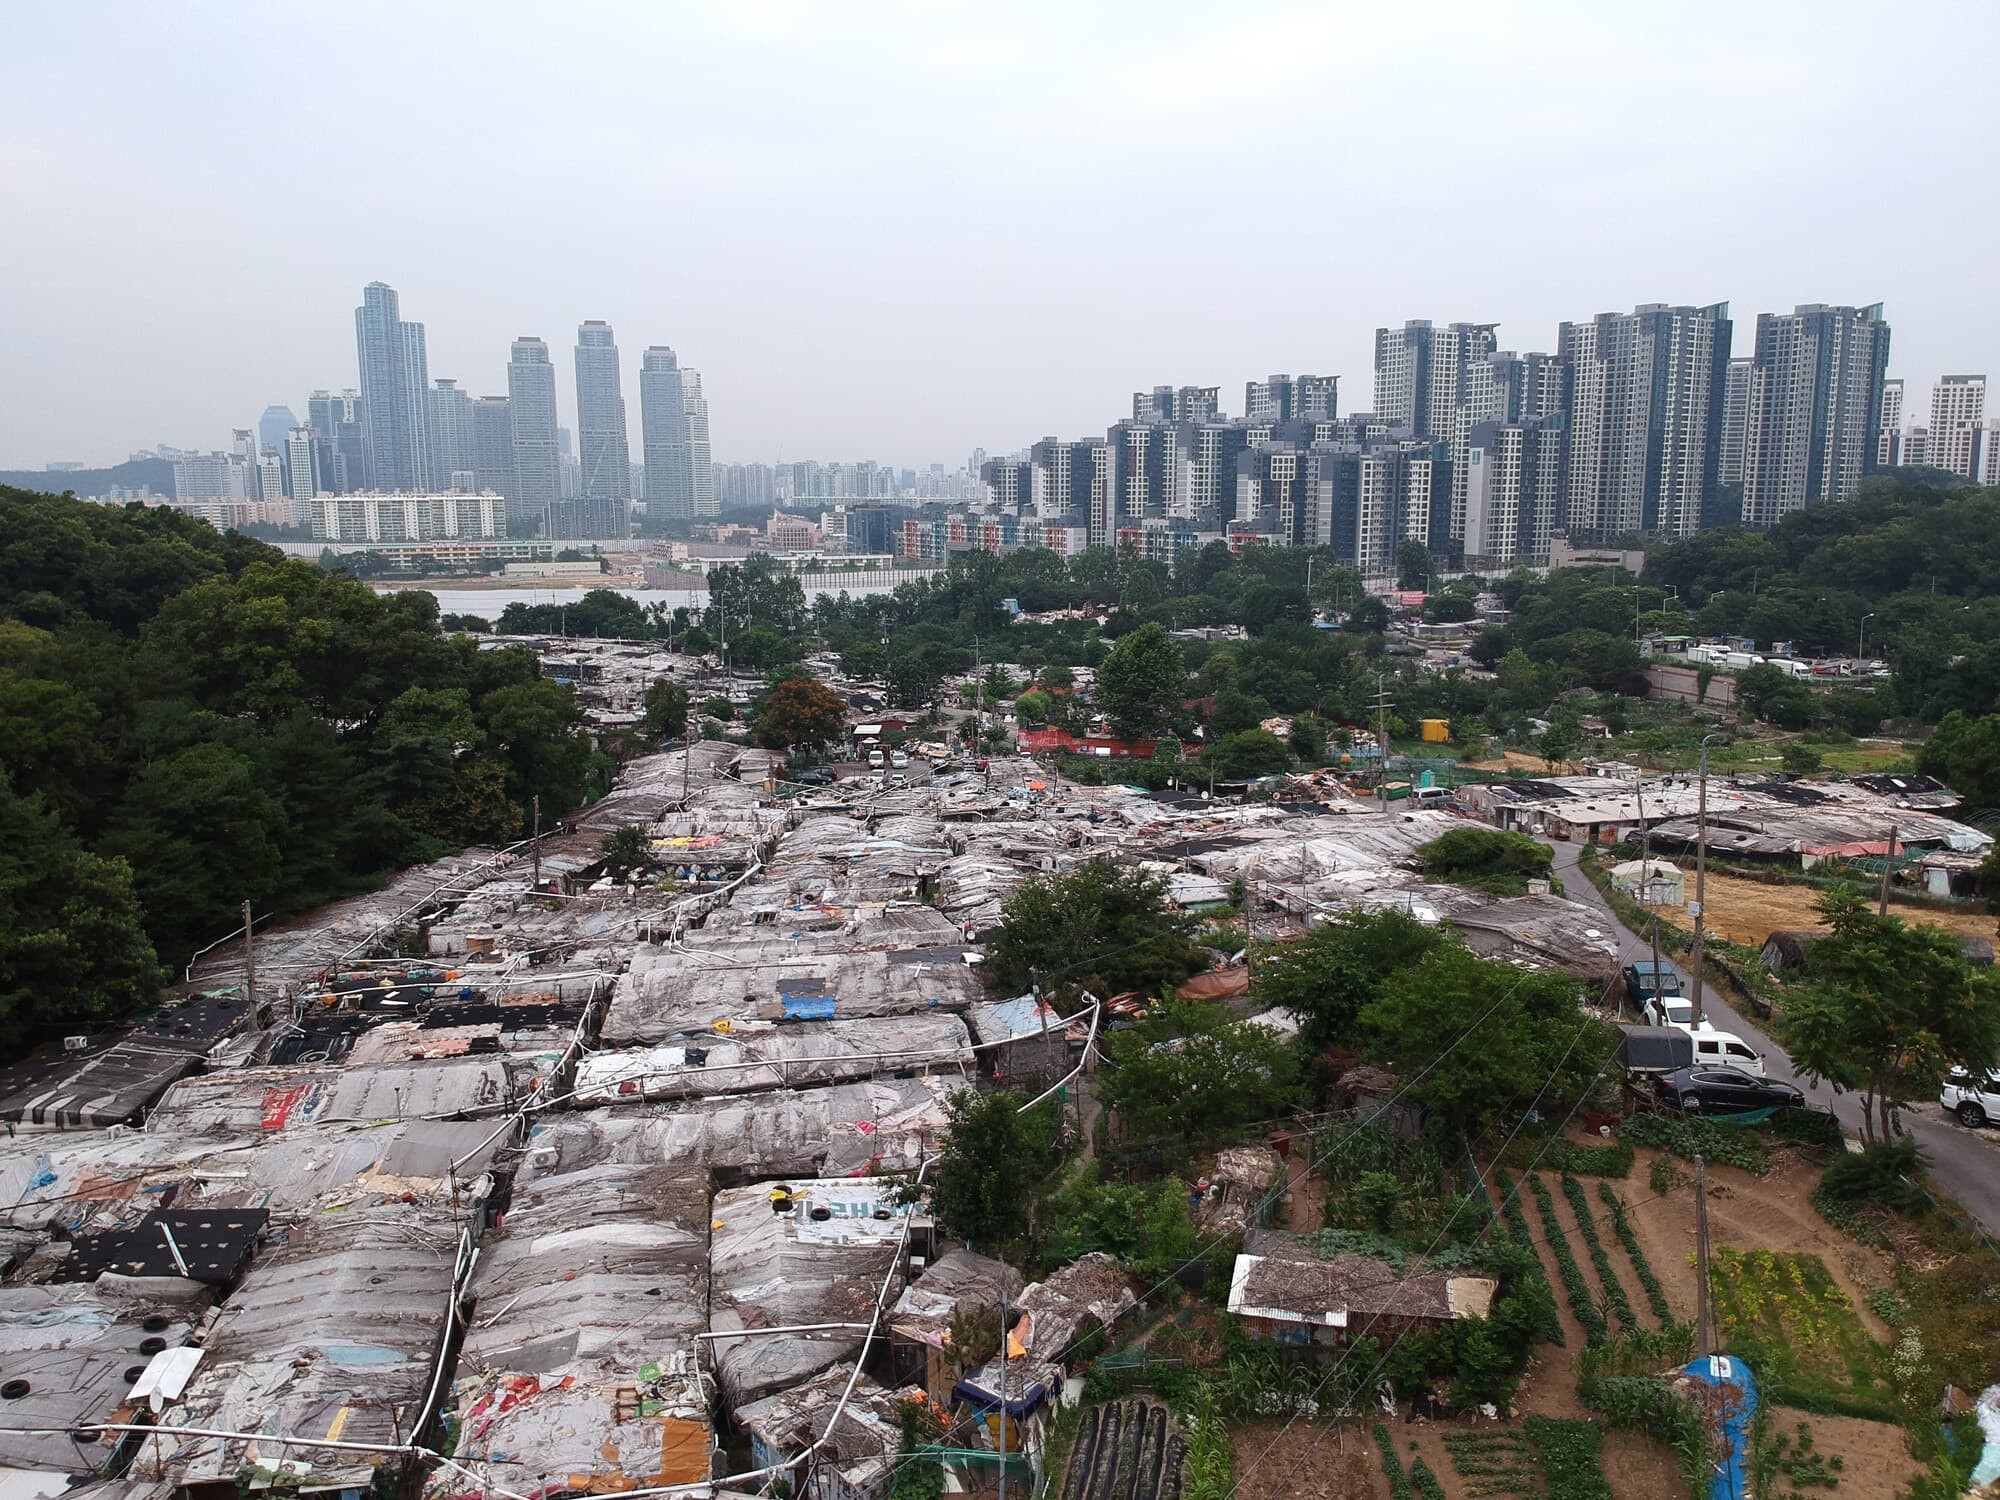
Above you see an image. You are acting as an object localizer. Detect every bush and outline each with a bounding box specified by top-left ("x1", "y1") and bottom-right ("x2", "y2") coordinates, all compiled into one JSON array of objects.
[
  {"x1": 1418, "y1": 827, "x2": 1555, "y2": 895},
  {"x1": 1501, "y1": 1131, "x2": 1634, "y2": 1178},
  {"x1": 1817, "y1": 1135, "x2": 1927, "y2": 1214},
  {"x1": 1649, "y1": 1155, "x2": 1681, "y2": 1196},
  {"x1": 1525, "y1": 1417, "x2": 1613, "y2": 1500}
]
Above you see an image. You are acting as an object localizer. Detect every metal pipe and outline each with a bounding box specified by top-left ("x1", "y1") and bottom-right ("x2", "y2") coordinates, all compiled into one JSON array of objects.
[{"x1": 692, "y1": 1322, "x2": 873, "y2": 1341}]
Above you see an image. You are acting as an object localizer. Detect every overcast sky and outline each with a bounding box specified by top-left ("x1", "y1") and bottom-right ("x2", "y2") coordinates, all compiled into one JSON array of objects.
[{"x1": 3, "y1": 0, "x2": 1995, "y2": 471}]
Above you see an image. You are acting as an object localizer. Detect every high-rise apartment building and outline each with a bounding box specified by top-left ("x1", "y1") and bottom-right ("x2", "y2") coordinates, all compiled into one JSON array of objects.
[
  {"x1": 255, "y1": 452, "x2": 285, "y2": 507},
  {"x1": 639, "y1": 347, "x2": 692, "y2": 522},
  {"x1": 427, "y1": 379, "x2": 476, "y2": 490},
  {"x1": 1464, "y1": 415, "x2": 1569, "y2": 565},
  {"x1": 284, "y1": 426, "x2": 321, "y2": 500},
  {"x1": 682, "y1": 370, "x2": 715, "y2": 516},
  {"x1": 1740, "y1": 304, "x2": 1891, "y2": 527},
  {"x1": 1719, "y1": 357, "x2": 1753, "y2": 486},
  {"x1": 307, "y1": 389, "x2": 366, "y2": 494},
  {"x1": 1244, "y1": 375, "x2": 1338, "y2": 425},
  {"x1": 1108, "y1": 419, "x2": 1175, "y2": 526},
  {"x1": 1372, "y1": 321, "x2": 1435, "y2": 430},
  {"x1": 353, "y1": 282, "x2": 432, "y2": 492},
  {"x1": 506, "y1": 338, "x2": 561, "y2": 536},
  {"x1": 471, "y1": 396, "x2": 515, "y2": 503},
  {"x1": 1029, "y1": 437, "x2": 1108, "y2": 522},
  {"x1": 1132, "y1": 386, "x2": 1220, "y2": 423},
  {"x1": 980, "y1": 457, "x2": 1031, "y2": 512},
  {"x1": 574, "y1": 321, "x2": 633, "y2": 512},
  {"x1": 1876, "y1": 378, "x2": 1905, "y2": 468},
  {"x1": 1927, "y1": 375, "x2": 1986, "y2": 479},
  {"x1": 1559, "y1": 302, "x2": 1731, "y2": 537},
  {"x1": 1175, "y1": 420, "x2": 1249, "y2": 527}
]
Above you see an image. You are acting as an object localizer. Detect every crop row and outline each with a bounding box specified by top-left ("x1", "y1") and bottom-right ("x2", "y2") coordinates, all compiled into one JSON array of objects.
[
  {"x1": 1525, "y1": 1416, "x2": 1614, "y2": 1500},
  {"x1": 1528, "y1": 1174, "x2": 1608, "y2": 1344},
  {"x1": 1491, "y1": 1169, "x2": 1565, "y2": 1348},
  {"x1": 1598, "y1": 1181, "x2": 1673, "y2": 1323},
  {"x1": 1561, "y1": 1173, "x2": 1638, "y2": 1331},
  {"x1": 1372, "y1": 1425, "x2": 1413, "y2": 1500}
]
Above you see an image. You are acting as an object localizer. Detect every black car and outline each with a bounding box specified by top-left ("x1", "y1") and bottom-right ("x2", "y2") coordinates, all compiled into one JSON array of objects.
[
  {"x1": 789, "y1": 767, "x2": 833, "y2": 786},
  {"x1": 1654, "y1": 1066, "x2": 1804, "y2": 1114}
]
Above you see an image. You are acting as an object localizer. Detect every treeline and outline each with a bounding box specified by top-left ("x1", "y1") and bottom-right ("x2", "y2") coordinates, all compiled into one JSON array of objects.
[{"x1": 0, "y1": 486, "x2": 604, "y2": 1041}]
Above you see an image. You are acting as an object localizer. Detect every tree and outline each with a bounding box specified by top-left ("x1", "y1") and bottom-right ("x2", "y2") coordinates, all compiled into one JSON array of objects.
[
  {"x1": 1360, "y1": 943, "x2": 1611, "y2": 1145},
  {"x1": 639, "y1": 677, "x2": 691, "y2": 742},
  {"x1": 1536, "y1": 709, "x2": 1582, "y2": 771},
  {"x1": 841, "y1": 639, "x2": 887, "y2": 680},
  {"x1": 922, "y1": 1087, "x2": 1059, "y2": 1250},
  {"x1": 1254, "y1": 908, "x2": 1446, "y2": 1057},
  {"x1": 701, "y1": 694, "x2": 733, "y2": 722},
  {"x1": 1041, "y1": 1165, "x2": 1199, "y2": 1280},
  {"x1": 1096, "y1": 622, "x2": 1187, "y2": 738},
  {"x1": 1781, "y1": 742, "x2": 1824, "y2": 777},
  {"x1": 1347, "y1": 596, "x2": 1391, "y2": 634},
  {"x1": 1098, "y1": 998, "x2": 1302, "y2": 1161},
  {"x1": 1417, "y1": 827, "x2": 1554, "y2": 895},
  {"x1": 1013, "y1": 689, "x2": 1053, "y2": 724},
  {"x1": 439, "y1": 613, "x2": 491, "y2": 634},
  {"x1": 1202, "y1": 728, "x2": 1291, "y2": 780},
  {"x1": 1782, "y1": 886, "x2": 2000, "y2": 1143},
  {"x1": 983, "y1": 858, "x2": 1204, "y2": 1000},
  {"x1": 753, "y1": 675, "x2": 848, "y2": 753},
  {"x1": 1397, "y1": 540, "x2": 1435, "y2": 590},
  {"x1": 0, "y1": 777, "x2": 162, "y2": 1042},
  {"x1": 1915, "y1": 711, "x2": 2000, "y2": 808},
  {"x1": 601, "y1": 824, "x2": 651, "y2": 872}
]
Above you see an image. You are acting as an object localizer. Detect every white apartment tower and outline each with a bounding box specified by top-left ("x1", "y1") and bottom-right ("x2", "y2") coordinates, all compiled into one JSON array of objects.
[
  {"x1": 1928, "y1": 375, "x2": 1986, "y2": 479},
  {"x1": 1876, "y1": 378, "x2": 1905, "y2": 468}
]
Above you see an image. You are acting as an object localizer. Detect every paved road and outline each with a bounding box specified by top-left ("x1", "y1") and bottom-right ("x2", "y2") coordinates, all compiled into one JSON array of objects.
[{"x1": 1548, "y1": 841, "x2": 2000, "y2": 1238}]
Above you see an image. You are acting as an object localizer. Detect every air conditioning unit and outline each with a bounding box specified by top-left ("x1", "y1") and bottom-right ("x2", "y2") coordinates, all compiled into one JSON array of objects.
[{"x1": 62, "y1": 1035, "x2": 90, "y2": 1053}]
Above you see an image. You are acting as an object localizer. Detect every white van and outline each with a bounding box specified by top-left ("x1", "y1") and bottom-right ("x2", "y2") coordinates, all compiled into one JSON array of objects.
[
  {"x1": 1412, "y1": 786, "x2": 1453, "y2": 806},
  {"x1": 867, "y1": 748, "x2": 885, "y2": 769},
  {"x1": 1681, "y1": 1022, "x2": 1765, "y2": 1076}
]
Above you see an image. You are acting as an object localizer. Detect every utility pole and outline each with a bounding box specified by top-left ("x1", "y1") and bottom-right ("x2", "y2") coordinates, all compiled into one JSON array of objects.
[
  {"x1": 1693, "y1": 1117, "x2": 1713, "y2": 1359},
  {"x1": 1634, "y1": 779, "x2": 1662, "y2": 993},
  {"x1": 1689, "y1": 734, "x2": 1719, "y2": 1027},
  {"x1": 241, "y1": 900, "x2": 256, "y2": 1012},
  {"x1": 531, "y1": 794, "x2": 542, "y2": 889},
  {"x1": 996, "y1": 1286, "x2": 1009, "y2": 1500},
  {"x1": 1370, "y1": 672, "x2": 1394, "y2": 801},
  {"x1": 1878, "y1": 825, "x2": 1896, "y2": 916}
]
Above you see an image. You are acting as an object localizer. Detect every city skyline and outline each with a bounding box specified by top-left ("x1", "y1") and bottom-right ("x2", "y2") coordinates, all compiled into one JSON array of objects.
[{"x1": 6, "y1": 3, "x2": 1998, "y2": 470}]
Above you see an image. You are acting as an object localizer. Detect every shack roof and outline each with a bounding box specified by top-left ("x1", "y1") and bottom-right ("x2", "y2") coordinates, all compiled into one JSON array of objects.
[
  {"x1": 153, "y1": 1205, "x2": 464, "y2": 1490},
  {"x1": 708, "y1": 1178, "x2": 907, "y2": 1405},
  {"x1": 0, "y1": 1281, "x2": 207, "y2": 1475},
  {"x1": 735, "y1": 1363, "x2": 906, "y2": 1489},
  {"x1": 144, "y1": 1057, "x2": 518, "y2": 1138},
  {"x1": 956, "y1": 1254, "x2": 1134, "y2": 1408},
  {"x1": 1226, "y1": 1230, "x2": 1496, "y2": 1328},
  {"x1": 573, "y1": 1013, "x2": 973, "y2": 1104},
  {"x1": 888, "y1": 1249, "x2": 1024, "y2": 1348}
]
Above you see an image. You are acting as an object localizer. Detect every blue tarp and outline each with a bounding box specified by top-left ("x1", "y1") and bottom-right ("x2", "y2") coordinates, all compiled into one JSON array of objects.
[
  {"x1": 1682, "y1": 1356, "x2": 1758, "y2": 1500},
  {"x1": 781, "y1": 994, "x2": 837, "y2": 1021}
]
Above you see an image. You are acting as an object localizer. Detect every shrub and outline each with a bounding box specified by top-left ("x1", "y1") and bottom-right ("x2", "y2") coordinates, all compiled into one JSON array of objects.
[
  {"x1": 1817, "y1": 1135, "x2": 1927, "y2": 1214},
  {"x1": 1525, "y1": 1417, "x2": 1613, "y2": 1500},
  {"x1": 1649, "y1": 1155, "x2": 1681, "y2": 1196}
]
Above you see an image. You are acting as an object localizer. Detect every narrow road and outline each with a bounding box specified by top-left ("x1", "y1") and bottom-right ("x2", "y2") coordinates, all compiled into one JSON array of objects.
[{"x1": 1548, "y1": 841, "x2": 2000, "y2": 1239}]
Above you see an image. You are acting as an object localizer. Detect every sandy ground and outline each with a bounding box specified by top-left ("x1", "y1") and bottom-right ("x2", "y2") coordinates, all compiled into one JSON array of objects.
[
  {"x1": 1650, "y1": 870, "x2": 2000, "y2": 950},
  {"x1": 1228, "y1": 1421, "x2": 1382, "y2": 1500}
]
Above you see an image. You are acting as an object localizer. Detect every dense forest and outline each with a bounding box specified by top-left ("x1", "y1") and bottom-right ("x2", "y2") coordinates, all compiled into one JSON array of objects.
[{"x1": 0, "y1": 485, "x2": 603, "y2": 1040}]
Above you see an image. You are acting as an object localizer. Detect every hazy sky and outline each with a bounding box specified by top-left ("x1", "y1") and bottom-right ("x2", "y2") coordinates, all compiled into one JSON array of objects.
[{"x1": 4, "y1": 1, "x2": 1996, "y2": 471}]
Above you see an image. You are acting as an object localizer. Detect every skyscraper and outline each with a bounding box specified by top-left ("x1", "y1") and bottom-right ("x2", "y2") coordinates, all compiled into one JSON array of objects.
[
  {"x1": 1719, "y1": 357, "x2": 1753, "y2": 486},
  {"x1": 353, "y1": 282, "x2": 432, "y2": 492},
  {"x1": 1372, "y1": 321, "x2": 1436, "y2": 430},
  {"x1": 1740, "y1": 304, "x2": 1891, "y2": 528},
  {"x1": 573, "y1": 321, "x2": 632, "y2": 512},
  {"x1": 1464, "y1": 415, "x2": 1568, "y2": 565},
  {"x1": 1559, "y1": 302, "x2": 1731, "y2": 538},
  {"x1": 258, "y1": 405, "x2": 299, "y2": 461},
  {"x1": 507, "y1": 338, "x2": 561, "y2": 536},
  {"x1": 284, "y1": 426, "x2": 320, "y2": 500},
  {"x1": 307, "y1": 389, "x2": 366, "y2": 494},
  {"x1": 255, "y1": 452, "x2": 286, "y2": 508},
  {"x1": 472, "y1": 397, "x2": 515, "y2": 501},
  {"x1": 1928, "y1": 375, "x2": 1986, "y2": 479},
  {"x1": 1876, "y1": 378, "x2": 1905, "y2": 468},
  {"x1": 682, "y1": 369, "x2": 715, "y2": 516},
  {"x1": 427, "y1": 379, "x2": 476, "y2": 490},
  {"x1": 1244, "y1": 374, "x2": 1337, "y2": 425},
  {"x1": 1133, "y1": 386, "x2": 1220, "y2": 423}
]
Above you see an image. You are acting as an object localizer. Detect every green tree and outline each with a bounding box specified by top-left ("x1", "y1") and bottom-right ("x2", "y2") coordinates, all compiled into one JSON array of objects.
[
  {"x1": 1289, "y1": 713, "x2": 1328, "y2": 763},
  {"x1": 1536, "y1": 709, "x2": 1582, "y2": 771},
  {"x1": 478, "y1": 678, "x2": 594, "y2": 826},
  {"x1": 753, "y1": 675, "x2": 848, "y2": 753},
  {"x1": 1417, "y1": 827, "x2": 1554, "y2": 894},
  {"x1": 637, "y1": 678, "x2": 689, "y2": 742},
  {"x1": 601, "y1": 824, "x2": 651, "y2": 872},
  {"x1": 922, "y1": 1087, "x2": 1059, "y2": 1250},
  {"x1": 1253, "y1": 908, "x2": 1446, "y2": 1057},
  {"x1": 1096, "y1": 621, "x2": 1187, "y2": 738},
  {"x1": 982, "y1": 858, "x2": 1204, "y2": 1000},
  {"x1": 439, "y1": 613, "x2": 491, "y2": 634},
  {"x1": 1397, "y1": 540, "x2": 1435, "y2": 590},
  {"x1": 1013, "y1": 689, "x2": 1053, "y2": 724},
  {"x1": 1782, "y1": 885, "x2": 2000, "y2": 1142},
  {"x1": 1202, "y1": 728, "x2": 1291, "y2": 780},
  {"x1": 840, "y1": 639, "x2": 887, "y2": 680},
  {"x1": 1360, "y1": 943, "x2": 1612, "y2": 1145},
  {"x1": 0, "y1": 777, "x2": 162, "y2": 1041},
  {"x1": 1780, "y1": 742, "x2": 1824, "y2": 777},
  {"x1": 1915, "y1": 710, "x2": 2000, "y2": 808},
  {"x1": 1098, "y1": 998, "x2": 1302, "y2": 1160}
]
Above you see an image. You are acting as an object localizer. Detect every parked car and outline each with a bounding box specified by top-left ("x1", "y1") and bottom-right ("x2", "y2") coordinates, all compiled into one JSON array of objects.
[
  {"x1": 867, "y1": 749, "x2": 886, "y2": 768},
  {"x1": 890, "y1": 750, "x2": 910, "y2": 769},
  {"x1": 1941, "y1": 1068, "x2": 2000, "y2": 1127},
  {"x1": 1654, "y1": 1066, "x2": 1803, "y2": 1114},
  {"x1": 1622, "y1": 961, "x2": 1681, "y2": 1007},
  {"x1": 1684, "y1": 1023, "x2": 1765, "y2": 1077},
  {"x1": 790, "y1": 767, "x2": 833, "y2": 786}
]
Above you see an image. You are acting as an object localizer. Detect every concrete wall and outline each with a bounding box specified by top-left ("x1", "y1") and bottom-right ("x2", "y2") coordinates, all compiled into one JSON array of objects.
[{"x1": 1646, "y1": 662, "x2": 1738, "y2": 707}]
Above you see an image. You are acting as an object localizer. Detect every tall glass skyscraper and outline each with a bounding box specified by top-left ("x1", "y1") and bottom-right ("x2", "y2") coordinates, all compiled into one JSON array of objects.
[
  {"x1": 507, "y1": 338, "x2": 561, "y2": 536},
  {"x1": 353, "y1": 282, "x2": 431, "y2": 492},
  {"x1": 573, "y1": 322, "x2": 632, "y2": 513},
  {"x1": 640, "y1": 346, "x2": 691, "y2": 521}
]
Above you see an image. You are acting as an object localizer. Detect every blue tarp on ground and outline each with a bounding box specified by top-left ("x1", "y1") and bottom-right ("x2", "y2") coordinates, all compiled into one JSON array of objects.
[
  {"x1": 781, "y1": 994, "x2": 837, "y2": 1020},
  {"x1": 1683, "y1": 1355, "x2": 1758, "y2": 1500}
]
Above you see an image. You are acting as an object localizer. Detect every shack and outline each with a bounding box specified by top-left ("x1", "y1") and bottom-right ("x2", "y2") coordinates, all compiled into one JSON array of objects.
[{"x1": 1226, "y1": 1229, "x2": 1496, "y2": 1354}]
